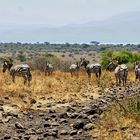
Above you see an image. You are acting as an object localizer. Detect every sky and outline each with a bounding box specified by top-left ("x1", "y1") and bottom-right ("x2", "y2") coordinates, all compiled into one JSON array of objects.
[
  {"x1": 0, "y1": 0, "x2": 140, "y2": 26},
  {"x1": 0, "y1": 0, "x2": 140, "y2": 43}
]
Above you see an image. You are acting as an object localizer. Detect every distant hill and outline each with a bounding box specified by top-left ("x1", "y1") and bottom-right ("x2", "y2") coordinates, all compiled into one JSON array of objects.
[{"x1": 0, "y1": 11, "x2": 140, "y2": 43}]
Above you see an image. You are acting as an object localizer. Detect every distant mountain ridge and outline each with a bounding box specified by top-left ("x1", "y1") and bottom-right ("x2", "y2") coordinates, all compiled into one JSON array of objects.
[{"x1": 0, "y1": 11, "x2": 140, "y2": 43}]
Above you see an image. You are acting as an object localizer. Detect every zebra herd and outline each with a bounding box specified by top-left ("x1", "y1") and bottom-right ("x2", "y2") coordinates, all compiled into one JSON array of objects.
[
  {"x1": 1, "y1": 58, "x2": 140, "y2": 86},
  {"x1": 70, "y1": 58, "x2": 140, "y2": 86}
]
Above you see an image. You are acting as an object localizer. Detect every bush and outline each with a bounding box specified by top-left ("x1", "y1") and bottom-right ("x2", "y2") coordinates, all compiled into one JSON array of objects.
[
  {"x1": 28, "y1": 53, "x2": 60, "y2": 71},
  {"x1": 101, "y1": 50, "x2": 140, "y2": 69}
]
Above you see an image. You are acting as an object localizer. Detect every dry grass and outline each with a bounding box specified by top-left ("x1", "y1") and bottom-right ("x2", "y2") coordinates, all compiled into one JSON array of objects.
[
  {"x1": 89, "y1": 102, "x2": 140, "y2": 140},
  {"x1": 0, "y1": 69, "x2": 136, "y2": 111},
  {"x1": 0, "y1": 70, "x2": 104, "y2": 110}
]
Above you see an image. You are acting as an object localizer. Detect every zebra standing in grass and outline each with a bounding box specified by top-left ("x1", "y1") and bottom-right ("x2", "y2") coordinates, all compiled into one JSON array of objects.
[
  {"x1": 45, "y1": 61, "x2": 53, "y2": 76},
  {"x1": 107, "y1": 61, "x2": 128, "y2": 86},
  {"x1": 2, "y1": 58, "x2": 32, "y2": 86},
  {"x1": 133, "y1": 61, "x2": 140, "y2": 81},
  {"x1": 69, "y1": 61, "x2": 81, "y2": 77},
  {"x1": 80, "y1": 58, "x2": 101, "y2": 79}
]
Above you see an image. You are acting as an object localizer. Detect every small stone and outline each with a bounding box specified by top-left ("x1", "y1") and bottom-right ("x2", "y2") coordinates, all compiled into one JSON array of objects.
[
  {"x1": 23, "y1": 136, "x2": 30, "y2": 140},
  {"x1": 39, "y1": 113, "x2": 45, "y2": 117},
  {"x1": 49, "y1": 109, "x2": 56, "y2": 113},
  {"x1": 73, "y1": 121, "x2": 85, "y2": 129},
  {"x1": 44, "y1": 123, "x2": 51, "y2": 127},
  {"x1": 29, "y1": 115, "x2": 33, "y2": 119},
  {"x1": 2, "y1": 116, "x2": 12, "y2": 123},
  {"x1": 4, "y1": 135, "x2": 11, "y2": 139},
  {"x1": 51, "y1": 122, "x2": 59, "y2": 126},
  {"x1": 59, "y1": 119, "x2": 68, "y2": 123},
  {"x1": 15, "y1": 122, "x2": 24, "y2": 129},
  {"x1": 60, "y1": 130, "x2": 68, "y2": 135},
  {"x1": 70, "y1": 130, "x2": 77, "y2": 136},
  {"x1": 0, "y1": 106, "x2": 4, "y2": 111},
  {"x1": 59, "y1": 112, "x2": 68, "y2": 118},
  {"x1": 69, "y1": 113, "x2": 79, "y2": 119},
  {"x1": 83, "y1": 123, "x2": 95, "y2": 131},
  {"x1": 30, "y1": 99, "x2": 36, "y2": 104}
]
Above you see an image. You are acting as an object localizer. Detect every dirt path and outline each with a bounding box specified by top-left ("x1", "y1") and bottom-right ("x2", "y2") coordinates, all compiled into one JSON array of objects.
[{"x1": 0, "y1": 82, "x2": 140, "y2": 140}]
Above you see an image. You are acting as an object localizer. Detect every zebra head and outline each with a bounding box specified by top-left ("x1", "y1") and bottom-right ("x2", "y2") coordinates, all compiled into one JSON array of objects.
[
  {"x1": 106, "y1": 60, "x2": 118, "y2": 71},
  {"x1": 46, "y1": 61, "x2": 50, "y2": 68},
  {"x1": 133, "y1": 61, "x2": 140, "y2": 70},
  {"x1": 3, "y1": 60, "x2": 13, "y2": 73},
  {"x1": 80, "y1": 58, "x2": 90, "y2": 69}
]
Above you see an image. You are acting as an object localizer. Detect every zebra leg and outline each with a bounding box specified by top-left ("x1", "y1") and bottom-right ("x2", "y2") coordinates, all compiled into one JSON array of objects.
[
  {"x1": 123, "y1": 78, "x2": 125, "y2": 86},
  {"x1": 95, "y1": 72, "x2": 98, "y2": 78},
  {"x1": 12, "y1": 75, "x2": 15, "y2": 83},
  {"x1": 99, "y1": 68, "x2": 101, "y2": 79},
  {"x1": 115, "y1": 74, "x2": 118, "y2": 86},
  {"x1": 119, "y1": 77, "x2": 121, "y2": 85},
  {"x1": 24, "y1": 76, "x2": 27, "y2": 85},
  {"x1": 51, "y1": 71, "x2": 53, "y2": 76},
  {"x1": 70, "y1": 71, "x2": 73, "y2": 77},
  {"x1": 135, "y1": 73, "x2": 138, "y2": 81},
  {"x1": 125, "y1": 73, "x2": 128, "y2": 85},
  {"x1": 87, "y1": 70, "x2": 91, "y2": 79},
  {"x1": 45, "y1": 71, "x2": 47, "y2": 76},
  {"x1": 28, "y1": 75, "x2": 32, "y2": 86}
]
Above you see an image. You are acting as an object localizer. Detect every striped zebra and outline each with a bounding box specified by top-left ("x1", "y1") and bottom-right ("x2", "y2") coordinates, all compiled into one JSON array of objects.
[
  {"x1": 69, "y1": 61, "x2": 81, "y2": 77},
  {"x1": 133, "y1": 61, "x2": 140, "y2": 81},
  {"x1": 106, "y1": 60, "x2": 118, "y2": 72},
  {"x1": 2, "y1": 59, "x2": 32, "y2": 86},
  {"x1": 80, "y1": 58, "x2": 101, "y2": 79},
  {"x1": 45, "y1": 61, "x2": 53, "y2": 76},
  {"x1": 107, "y1": 61, "x2": 128, "y2": 86}
]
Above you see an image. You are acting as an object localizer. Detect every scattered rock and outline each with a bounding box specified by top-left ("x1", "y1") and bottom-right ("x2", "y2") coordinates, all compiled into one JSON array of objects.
[
  {"x1": 2, "y1": 116, "x2": 12, "y2": 123},
  {"x1": 44, "y1": 123, "x2": 51, "y2": 127},
  {"x1": 49, "y1": 109, "x2": 56, "y2": 113},
  {"x1": 60, "y1": 130, "x2": 68, "y2": 135},
  {"x1": 70, "y1": 130, "x2": 77, "y2": 136},
  {"x1": 69, "y1": 113, "x2": 79, "y2": 119},
  {"x1": 73, "y1": 121, "x2": 85, "y2": 130},
  {"x1": 59, "y1": 112, "x2": 68, "y2": 118},
  {"x1": 44, "y1": 129, "x2": 58, "y2": 137},
  {"x1": 3, "y1": 134, "x2": 11, "y2": 139},
  {"x1": 15, "y1": 122, "x2": 24, "y2": 129},
  {"x1": 59, "y1": 118, "x2": 68, "y2": 123},
  {"x1": 30, "y1": 99, "x2": 37, "y2": 104},
  {"x1": 83, "y1": 123, "x2": 95, "y2": 131}
]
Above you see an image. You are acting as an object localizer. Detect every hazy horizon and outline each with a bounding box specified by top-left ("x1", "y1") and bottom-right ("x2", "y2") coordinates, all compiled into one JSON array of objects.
[{"x1": 0, "y1": 0, "x2": 140, "y2": 43}]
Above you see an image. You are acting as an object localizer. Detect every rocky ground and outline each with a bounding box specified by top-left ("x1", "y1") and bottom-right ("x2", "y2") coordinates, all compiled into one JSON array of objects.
[{"x1": 0, "y1": 82, "x2": 140, "y2": 140}]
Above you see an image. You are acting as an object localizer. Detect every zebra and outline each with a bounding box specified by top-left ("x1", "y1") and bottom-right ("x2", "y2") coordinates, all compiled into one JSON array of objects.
[
  {"x1": 133, "y1": 61, "x2": 140, "y2": 81},
  {"x1": 69, "y1": 61, "x2": 81, "y2": 77},
  {"x1": 106, "y1": 60, "x2": 118, "y2": 72},
  {"x1": 2, "y1": 59, "x2": 32, "y2": 86},
  {"x1": 45, "y1": 61, "x2": 53, "y2": 76},
  {"x1": 80, "y1": 58, "x2": 101, "y2": 79},
  {"x1": 107, "y1": 61, "x2": 128, "y2": 86}
]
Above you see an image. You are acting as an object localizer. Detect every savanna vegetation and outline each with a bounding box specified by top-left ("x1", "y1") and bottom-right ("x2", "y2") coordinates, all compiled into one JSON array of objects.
[{"x1": 0, "y1": 42, "x2": 140, "y2": 139}]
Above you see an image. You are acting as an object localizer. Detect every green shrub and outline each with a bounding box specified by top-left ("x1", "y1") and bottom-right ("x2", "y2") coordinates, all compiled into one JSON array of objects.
[{"x1": 101, "y1": 49, "x2": 140, "y2": 69}]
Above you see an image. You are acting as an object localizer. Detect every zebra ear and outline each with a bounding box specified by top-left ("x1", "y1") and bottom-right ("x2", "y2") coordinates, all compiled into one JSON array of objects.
[{"x1": 4, "y1": 61, "x2": 8, "y2": 65}]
